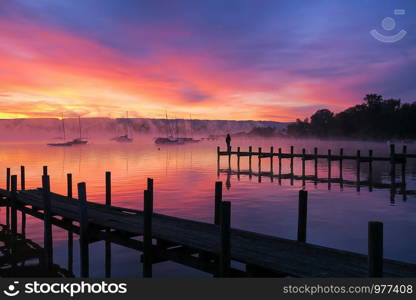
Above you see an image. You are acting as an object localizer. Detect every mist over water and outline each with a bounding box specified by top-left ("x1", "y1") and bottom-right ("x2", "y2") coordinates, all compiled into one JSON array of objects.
[{"x1": 1, "y1": 137, "x2": 416, "y2": 277}]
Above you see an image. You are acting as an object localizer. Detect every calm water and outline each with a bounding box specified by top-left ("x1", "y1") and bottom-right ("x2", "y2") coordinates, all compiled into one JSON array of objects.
[{"x1": 1, "y1": 137, "x2": 416, "y2": 277}]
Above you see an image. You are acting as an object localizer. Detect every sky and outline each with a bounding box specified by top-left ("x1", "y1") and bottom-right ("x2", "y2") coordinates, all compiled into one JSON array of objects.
[{"x1": 0, "y1": 0, "x2": 415, "y2": 121}]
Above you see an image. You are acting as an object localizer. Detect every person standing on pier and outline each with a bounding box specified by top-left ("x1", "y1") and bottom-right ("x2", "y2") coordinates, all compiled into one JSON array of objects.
[{"x1": 226, "y1": 133, "x2": 231, "y2": 153}]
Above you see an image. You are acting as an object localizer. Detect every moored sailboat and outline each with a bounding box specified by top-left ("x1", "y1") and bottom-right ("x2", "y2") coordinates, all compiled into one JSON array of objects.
[
  {"x1": 47, "y1": 114, "x2": 73, "y2": 147},
  {"x1": 112, "y1": 112, "x2": 133, "y2": 143}
]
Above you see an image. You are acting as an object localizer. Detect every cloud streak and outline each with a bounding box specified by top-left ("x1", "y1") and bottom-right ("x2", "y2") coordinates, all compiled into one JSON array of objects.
[{"x1": 0, "y1": 0, "x2": 415, "y2": 120}]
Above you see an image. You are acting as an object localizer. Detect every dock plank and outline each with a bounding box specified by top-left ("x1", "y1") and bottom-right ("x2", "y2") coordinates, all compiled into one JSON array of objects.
[{"x1": 2, "y1": 188, "x2": 415, "y2": 277}]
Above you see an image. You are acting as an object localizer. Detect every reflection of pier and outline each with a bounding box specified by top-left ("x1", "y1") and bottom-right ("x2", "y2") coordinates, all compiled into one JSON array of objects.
[
  {"x1": 0, "y1": 224, "x2": 73, "y2": 277},
  {"x1": 1, "y1": 166, "x2": 416, "y2": 277},
  {"x1": 218, "y1": 144, "x2": 415, "y2": 202}
]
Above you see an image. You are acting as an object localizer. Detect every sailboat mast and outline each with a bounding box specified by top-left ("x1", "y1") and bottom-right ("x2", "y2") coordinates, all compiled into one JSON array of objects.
[
  {"x1": 189, "y1": 113, "x2": 193, "y2": 138},
  {"x1": 62, "y1": 112, "x2": 66, "y2": 140},
  {"x1": 78, "y1": 116, "x2": 82, "y2": 139},
  {"x1": 125, "y1": 111, "x2": 129, "y2": 137}
]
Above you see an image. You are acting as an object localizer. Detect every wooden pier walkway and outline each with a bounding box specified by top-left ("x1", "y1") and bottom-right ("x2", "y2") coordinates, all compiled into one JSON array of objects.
[
  {"x1": 217, "y1": 144, "x2": 415, "y2": 201},
  {"x1": 0, "y1": 165, "x2": 416, "y2": 278}
]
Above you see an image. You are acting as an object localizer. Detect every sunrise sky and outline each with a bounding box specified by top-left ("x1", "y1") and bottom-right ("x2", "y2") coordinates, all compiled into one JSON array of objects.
[{"x1": 0, "y1": 0, "x2": 415, "y2": 121}]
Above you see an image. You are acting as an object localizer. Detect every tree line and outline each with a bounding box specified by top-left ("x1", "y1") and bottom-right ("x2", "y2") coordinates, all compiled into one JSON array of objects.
[{"x1": 286, "y1": 94, "x2": 416, "y2": 140}]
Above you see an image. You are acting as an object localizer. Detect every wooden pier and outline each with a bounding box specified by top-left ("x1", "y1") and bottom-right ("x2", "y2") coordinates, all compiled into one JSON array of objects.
[
  {"x1": 0, "y1": 165, "x2": 416, "y2": 277},
  {"x1": 217, "y1": 144, "x2": 415, "y2": 201}
]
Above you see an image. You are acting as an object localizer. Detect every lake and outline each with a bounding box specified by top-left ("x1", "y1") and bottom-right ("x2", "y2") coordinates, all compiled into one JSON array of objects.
[{"x1": 1, "y1": 137, "x2": 416, "y2": 277}]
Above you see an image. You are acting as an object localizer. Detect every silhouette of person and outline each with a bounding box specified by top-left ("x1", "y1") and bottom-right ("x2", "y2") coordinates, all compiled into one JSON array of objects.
[{"x1": 226, "y1": 133, "x2": 231, "y2": 152}]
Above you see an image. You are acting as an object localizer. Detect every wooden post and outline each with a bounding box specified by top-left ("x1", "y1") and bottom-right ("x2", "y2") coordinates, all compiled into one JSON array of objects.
[
  {"x1": 105, "y1": 171, "x2": 112, "y2": 278},
  {"x1": 301, "y1": 148, "x2": 306, "y2": 178},
  {"x1": 10, "y1": 175, "x2": 17, "y2": 261},
  {"x1": 20, "y1": 166, "x2": 25, "y2": 190},
  {"x1": 270, "y1": 146, "x2": 274, "y2": 174},
  {"x1": 143, "y1": 189, "x2": 153, "y2": 278},
  {"x1": 356, "y1": 150, "x2": 361, "y2": 191},
  {"x1": 66, "y1": 173, "x2": 73, "y2": 273},
  {"x1": 6, "y1": 205, "x2": 10, "y2": 229},
  {"x1": 297, "y1": 190, "x2": 308, "y2": 243},
  {"x1": 401, "y1": 145, "x2": 407, "y2": 200},
  {"x1": 105, "y1": 171, "x2": 111, "y2": 205},
  {"x1": 10, "y1": 175, "x2": 17, "y2": 236},
  {"x1": 290, "y1": 146, "x2": 294, "y2": 174},
  {"x1": 217, "y1": 146, "x2": 220, "y2": 173},
  {"x1": 42, "y1": 175, "x2": 53, "y2": 270},
  {"x1": 369, "y1": 150, "x2": 373, "y2": 192},
  {"x1": 278, "y1": 148, "x2": 282, "y2": 178},
  {"x1": 237, "y1": 147, "x2": 241, "y2": 172},
  {"x1": 248, "y1": 146, "x2": 252, "y2": 174},
  {"x1": 228, "y1": 146, "x2": 231, "y2": 169},
  {"x1": 314, "y1": 147, "x2": 318, "y2": 186},
  {"x1": 43, "y1": 166, "x2": 48, "y2": 176},
  {"x1": 214, "y1": 181, "x2": 223, "y2": 225},
  {"x1": 219, "y1": 201, "x2": 231, "y2": 277},
  {"x1": 67, "y1": 174, "x2": 72, "y2": 199},
  {"x1": 6, "y1": 168, "x2": 10, "y2": 229},
  {"x1": 78, "y1": 182, "x2": 89, "y2": 278},
  {"x1": 368, "y1": 221, "x2": 383, "y2": 277},
  {"x1": 390, "y1": 144, "x2": 396, "y2": 191},
  {"x1": 6, "y1": 167, "x2": 10, "y2": 191},
  {"x1": 20, "y1": 166, "x2": 26, "y2": 236},
  {"x1": 258, "y1": 147, "x2": 262, "y2": 171},
  {"x1": 339, "y1": 148, "x2": 344, "y2": 180},
  {"x1": 327, "y1": 149, "x2": 332, "y2": 179}
]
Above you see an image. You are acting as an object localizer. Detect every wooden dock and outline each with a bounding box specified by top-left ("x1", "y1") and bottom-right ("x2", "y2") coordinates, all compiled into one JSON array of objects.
[
  {"x1": 0, "y1": 165, "x2": 416, "y2": 277},
  {"x1": 217, "y1": 144, "x2": 415, "y2": 201}
]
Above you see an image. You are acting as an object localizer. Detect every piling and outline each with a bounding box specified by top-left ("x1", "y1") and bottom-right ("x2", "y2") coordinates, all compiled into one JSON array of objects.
[
  {"x1": 390, "y1": 144, "x2": 396, "y2": 192},
  {"x1": 105, "y1": 171, "x2": 112, "y2": 278},
  {"x1": 10, "y1": 175, "x2": 17, "y2": 236},
  {"x1": 143, "y1": 189, "x2": 153, "y2": 278},
  {"x1": 270, "y1": 146, "x2": 274, "y2": 174},
  {"x1": 401, "y1": 145, "x2": 407, "y2": 200},
  {"x1": 78, "y1": 182, "x2": 89, "y2": 278},
  {"x1": 356, "y1": 150, "x2": 361, "y2": 191},
  {"x1": 327, "y1": 149, "x2": 332, "y2": 179},
  {"x1": 217, "y1": 146, "x2": 220, "y2": 170},
  {"x1": 10, "y1": 175, "x2": 17, "y2": 260},
  {"x1": 43, "y1": 166, "x2": 48, "y2": 176},
  {"x1": 214, "y1": 181, "x2": 223, "y2": 225},
  {"x1": 258, "y1": 147, "x2": 262, "y2": 172},
  {"x1": 248, "y1": 146, "x2": 252, "y2": 173},
  {"x1": 237, "y1": 147, "x2": 241, "y2": 172},
  {"x1": 66, "y1": 173, "x2": 73, "y2": 272},
  {"x1": 368, "y1": 221, "x2": 383, "y2": 277},
  {"x1": 290, "y1": 146, "x2": 294, "y2": 174},
  {"x1": 42, "y1": 174, "x2": 53, "y2": 270},
  {"x1": 219, "y1": 201, "x2": 231, "y2": 277},
  {"x1": 301, "y1": 148, "x2": 306, "y2": 178},
  {"x1": 228, "y1": 146, "x2": 231, "y2": 168},
  {"x1": 297, "y1": 190, "x2": 308, "y2": 243},
  {"x1": 6, "y1": 168, "x2": 10, "y2": 229},
  {"x1": 20, "y1": 166, "x2": 25, "y2": 190},
  {"x1": 6, "y1": 167, "x2": 10, "y2": 191}
]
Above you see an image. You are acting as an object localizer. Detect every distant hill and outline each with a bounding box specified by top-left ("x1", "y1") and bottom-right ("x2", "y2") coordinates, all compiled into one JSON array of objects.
[{"x1": 0, "y1": 118, "x2": 287, "y2": 141}]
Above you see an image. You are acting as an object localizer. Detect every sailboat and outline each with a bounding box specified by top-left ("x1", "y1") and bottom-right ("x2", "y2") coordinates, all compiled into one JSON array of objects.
[
  {"x1": 112, "y1": 112, "x2": 133, "y2": 143},
  {"x1": 47, "y1": 114, "x2": 73, "y2": 147},
  {"x1": 69, "y1": 116, "x2": 88, "y2": 145},
  {"x1": 177, "y1": 114, "x2": 200, "y2": 143},
  {"x1": 154, "y1": 113, "x2": 184, "y2": 145}
]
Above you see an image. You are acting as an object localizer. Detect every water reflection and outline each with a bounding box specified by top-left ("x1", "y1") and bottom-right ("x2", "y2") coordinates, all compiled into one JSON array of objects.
[{"x1": 0, "y1": 137, "x2": 415, "y2": 277}]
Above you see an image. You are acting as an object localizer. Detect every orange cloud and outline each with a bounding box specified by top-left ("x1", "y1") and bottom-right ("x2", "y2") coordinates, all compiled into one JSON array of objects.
[{"x1": 0, "y1": 18, "x2": 353, "y2": 121}]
